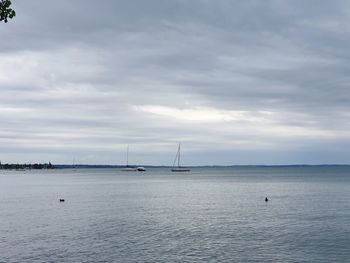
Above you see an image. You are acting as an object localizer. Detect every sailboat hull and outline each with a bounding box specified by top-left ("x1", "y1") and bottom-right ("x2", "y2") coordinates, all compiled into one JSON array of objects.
[
  {"x1": 171, "y1": 168, "x2": 190, "y2": 172},
  {"x1": 121, "y1": 167, "x2": 137, "y2": 171}
]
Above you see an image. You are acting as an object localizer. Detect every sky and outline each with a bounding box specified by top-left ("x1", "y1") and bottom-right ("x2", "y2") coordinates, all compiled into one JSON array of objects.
[{"x1": 1, "y1": 0, "x2": 350, "y2": 165}]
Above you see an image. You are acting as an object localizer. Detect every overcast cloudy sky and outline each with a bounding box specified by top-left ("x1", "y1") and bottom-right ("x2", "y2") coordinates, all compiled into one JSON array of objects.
[{"x1": 1, "y1": 0, "x2": 350, "y2": 165}]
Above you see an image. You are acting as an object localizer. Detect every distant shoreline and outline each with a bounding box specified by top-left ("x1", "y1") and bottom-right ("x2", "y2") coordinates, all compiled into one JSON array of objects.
[
  {"x1": 0, "y1": 163, "x2": 54, "y2": 170},
  {"x1": 53, "y1": 164, "x2": 350, "y2": 169}
]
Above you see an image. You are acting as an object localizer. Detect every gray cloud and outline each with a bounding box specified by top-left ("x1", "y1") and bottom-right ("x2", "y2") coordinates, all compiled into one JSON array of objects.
[{"x1": 1, "y1": 0, "x2": 350, "y2": 164}]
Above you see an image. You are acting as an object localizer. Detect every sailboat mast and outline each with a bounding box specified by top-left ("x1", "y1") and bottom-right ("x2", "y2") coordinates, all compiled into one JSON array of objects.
[
  {"x1": 126, "y1": 145, "x2": 129, "y2": 167},
  {"x1": 178, "y1": 143, "x2": 180, "y2": 168}
]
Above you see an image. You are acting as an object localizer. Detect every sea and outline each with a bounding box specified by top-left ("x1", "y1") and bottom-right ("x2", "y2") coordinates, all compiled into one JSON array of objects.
[{"x1": 1, "y1": 166, "x2": 350, "y2": 262}]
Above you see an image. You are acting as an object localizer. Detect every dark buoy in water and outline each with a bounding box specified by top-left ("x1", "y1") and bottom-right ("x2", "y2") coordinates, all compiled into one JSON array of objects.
[
  {"x1": 59, "y1": 199, "x2": 65, "y2": 202},
  {"x1": 265, "y1": 197, "x2": 269, "y2": 202}
]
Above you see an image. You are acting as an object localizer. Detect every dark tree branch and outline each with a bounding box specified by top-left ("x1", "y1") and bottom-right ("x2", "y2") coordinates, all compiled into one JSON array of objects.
[{"x1": 0, "y1": 0, "x2": 16, "y2": 23}]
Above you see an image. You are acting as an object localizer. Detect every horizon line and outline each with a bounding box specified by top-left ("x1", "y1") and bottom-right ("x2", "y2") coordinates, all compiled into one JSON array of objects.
[{"x1": 53, "y1": 163, "x2": 350, "y2": 167}]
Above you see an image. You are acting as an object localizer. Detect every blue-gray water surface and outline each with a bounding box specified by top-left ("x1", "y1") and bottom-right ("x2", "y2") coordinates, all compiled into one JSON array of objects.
[{"x1": 1, "y1": 166, "x2": 350, "y2": 262}]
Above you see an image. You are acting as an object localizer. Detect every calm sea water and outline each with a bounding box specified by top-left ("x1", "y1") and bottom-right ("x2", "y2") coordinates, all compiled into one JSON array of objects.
[{"x1": 1, "y1": 167, "x2": 350, "y2": 262}]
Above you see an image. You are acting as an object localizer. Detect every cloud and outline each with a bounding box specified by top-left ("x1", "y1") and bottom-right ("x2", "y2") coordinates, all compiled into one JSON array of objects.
[
  {"x1": 136, "y1": 105, "x2": 255, "y2": 122},
  {"x1": 1, "y1": 0, "x2": 350, "y2": 164}
]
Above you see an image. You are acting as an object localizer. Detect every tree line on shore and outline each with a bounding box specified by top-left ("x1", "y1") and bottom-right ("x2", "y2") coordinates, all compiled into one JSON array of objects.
[{"x1": 0, "y1": 162, "x2": 54, "y2": 170}]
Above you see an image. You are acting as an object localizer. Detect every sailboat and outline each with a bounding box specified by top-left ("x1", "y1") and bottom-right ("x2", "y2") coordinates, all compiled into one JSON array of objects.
[
  {"x1": 72, "y1": 157, "x2": 77, "y2": 171},
  {"x1": 171, "y1": 143, "x2": 190, "y2": 172},
  {"x1": 120, "y1": 145, "x2": 146, "y2": 172},
  {"x1": 121, "y1": 145, "x2": 137, "y2": 171}
]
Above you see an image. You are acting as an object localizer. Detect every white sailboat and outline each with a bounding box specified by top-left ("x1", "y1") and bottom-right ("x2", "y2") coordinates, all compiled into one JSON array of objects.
[
  {"x1": 120, "y1": 145, "x2": 146, "y2": 172},
  {"x1": 171, "y1": 143, "x2": 190, "y2": 172},
  {"x1": 121, "y1": 145, "x2": 137, "y2": 171}
]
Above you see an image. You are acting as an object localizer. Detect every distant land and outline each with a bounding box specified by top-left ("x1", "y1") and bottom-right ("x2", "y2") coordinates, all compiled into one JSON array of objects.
[{"x1": 0, "y1": 163, "x2": 54, "y2": 170}]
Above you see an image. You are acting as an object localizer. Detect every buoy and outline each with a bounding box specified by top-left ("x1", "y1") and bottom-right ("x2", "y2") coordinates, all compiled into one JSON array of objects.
[{"x1": 265, "y1": 197, "x2": 268, "y2": 202}]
